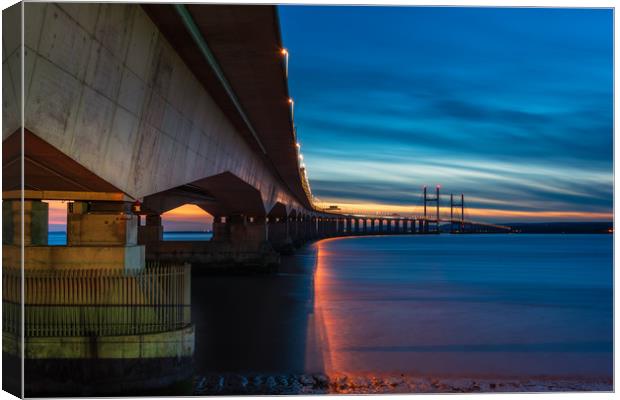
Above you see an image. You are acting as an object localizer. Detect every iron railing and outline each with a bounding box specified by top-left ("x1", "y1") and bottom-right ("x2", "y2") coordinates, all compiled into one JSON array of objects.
[{"x1": 2, "y1": 262, "x2": 191, "y2": 337}]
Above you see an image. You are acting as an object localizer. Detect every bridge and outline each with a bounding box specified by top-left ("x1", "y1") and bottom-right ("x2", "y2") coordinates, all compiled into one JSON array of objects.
[{"x1": 2, "y1": 3, "x2": 508, "y2": 396}]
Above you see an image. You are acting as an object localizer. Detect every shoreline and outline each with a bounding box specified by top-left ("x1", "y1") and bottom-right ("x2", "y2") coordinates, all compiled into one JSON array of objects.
[{"x1": 193, "y1": 373, "x2": 613, "y2": 395}]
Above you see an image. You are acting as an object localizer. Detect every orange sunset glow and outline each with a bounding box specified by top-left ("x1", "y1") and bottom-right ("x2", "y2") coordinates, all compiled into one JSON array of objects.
[{"x1": 44, "y1": 199, "x2": 610, "y2": 232}]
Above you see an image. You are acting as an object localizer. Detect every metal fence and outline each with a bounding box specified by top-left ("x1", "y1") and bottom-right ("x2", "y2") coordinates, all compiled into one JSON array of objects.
[{"x1": 2, "y1": 262, "x2": 191, "y2": 337}]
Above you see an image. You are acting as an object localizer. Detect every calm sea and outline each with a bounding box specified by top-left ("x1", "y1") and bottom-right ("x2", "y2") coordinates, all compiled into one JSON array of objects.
[
  {"x1": 191, "y1": 233, "x2": 613, "y2": 382},
  {"x1": 47, "y1": 231, "x2": 213, "y2": 245},
  {"x1": 47, "y1": 231, "x2": 613, "y2": 381}
]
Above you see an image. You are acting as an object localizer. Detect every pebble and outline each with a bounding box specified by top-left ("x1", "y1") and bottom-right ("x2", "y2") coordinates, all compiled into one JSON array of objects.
[{"x1": 192, "y1": 373, "x2": 612, "y2": 394}]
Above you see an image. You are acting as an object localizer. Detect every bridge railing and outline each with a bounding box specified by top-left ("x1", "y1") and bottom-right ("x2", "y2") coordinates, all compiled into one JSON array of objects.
[{"x1": 2, "y1": 262, "x2": 191, "y2": 337}]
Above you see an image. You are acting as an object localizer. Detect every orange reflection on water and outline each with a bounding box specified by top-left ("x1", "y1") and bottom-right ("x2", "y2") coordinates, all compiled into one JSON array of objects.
[{"x1": 305, "y1": 237, "x2": 357, "y2": 376}]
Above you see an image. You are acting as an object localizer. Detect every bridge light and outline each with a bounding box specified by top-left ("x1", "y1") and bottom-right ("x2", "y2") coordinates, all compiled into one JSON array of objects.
[
  {"x1": 296, "y1": 142, "x2": 301, "y2": 149},
  {"x1": 288, "y1": 98, "x2": 294, "y2": 105},
  {"x1": 298, "y1": 154, "x2": 304, "y2": 161},
  {"x1": 281, "y1": 48, "x2": 288, "y2": 56}
]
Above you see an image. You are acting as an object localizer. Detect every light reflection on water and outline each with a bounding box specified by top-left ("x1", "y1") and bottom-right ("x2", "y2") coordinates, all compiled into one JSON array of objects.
[
  {"x1": 307, "y1": 234, "x2": 612, "y2": 380},
  {"x1": 51, "y1": 230, "x2": 611, "y2": 382}
]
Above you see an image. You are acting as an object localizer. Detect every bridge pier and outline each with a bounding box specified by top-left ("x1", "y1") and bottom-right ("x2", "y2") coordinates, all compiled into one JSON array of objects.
[
  {"x1": 268, "y1": 216, "x2": 294, "y2": 253},
  {"x1": 317, "y1": 217, "x2": 327, "y2": 239},
  {"x1": 310, "y1": 217, "x2": 317, "y2": 239},
  {"x1": 138, "y1": 214, "x2": 164, "y2": 247},
  {"x1": 305, "y1": 216, "x2": 314, "y2": 240},
  {"x1": 289, "y1": 216, "x2": 300, "y2": 245},
  {"x1": 2, "y1": 196, "x2": 193, "y2": 396},
  {"x1": 330, "y1": 218, "x2": 338, "y2": 236}
]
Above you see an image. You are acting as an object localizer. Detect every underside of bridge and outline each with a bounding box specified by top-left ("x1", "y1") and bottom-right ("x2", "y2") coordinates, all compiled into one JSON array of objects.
[{"x1": 1, "y1": 2, "x2": 346, "y2": 396}]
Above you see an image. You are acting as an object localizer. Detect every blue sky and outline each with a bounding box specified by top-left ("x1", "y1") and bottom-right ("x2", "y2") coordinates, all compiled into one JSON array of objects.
[{"x1": 279, "y1": 6, "x2": 613, "y2": 222}]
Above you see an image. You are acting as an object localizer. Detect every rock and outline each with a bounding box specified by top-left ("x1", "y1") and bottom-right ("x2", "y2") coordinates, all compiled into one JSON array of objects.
[
  {"x1": 298, "y1": 374, "x2": 315, "y2": 386},
  {"x1": 313, "y1": 374, "x2": 330, "y2": 389}
]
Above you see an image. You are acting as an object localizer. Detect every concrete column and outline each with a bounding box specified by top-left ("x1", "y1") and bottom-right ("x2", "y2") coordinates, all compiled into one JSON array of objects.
[
  {"x1": 304, "y1": 217, "x2": 311, "y2": 239},
  {"x1": 212, "y1": 216, "x2": 229, "y2": 241},
  {"x1": 362, "y1": 219, "x2": 367, "y2": 234},
  {"x1": 354, "y1": 219, "x2": 360, "y2": 234},
  {"x1": 297, "y1": 217, "x2": 304, "y2": 242},
  {"x1": 54, "y1": 201, "x2": 142, "y2": 271},
  {"x1": 3, "y1": 199, "x2": 48, "y2": 246},
  {"x1": 289, "y1": 216, "x2": 297, "y2": 242},
  {"x1": 213, "y1": 214, "x2": 269, "y2": 250},
  {"x1": 370, "y1": 219, "x2": 375, "y2": 233},
  {"x1": 268, "y1": 216, "x2": 292, "y2": 252},
  {"x1": 345, "y1": 218, "x2": 352, "y2": 233},
  {"x1": 386, "y1": 219, "x2": 392, "y2": 233},
  {"x1": 138, "y1": 214, "x2": 163, "y2": 245},
  {"x1": 302, "y1": 217, "x2": 309, "y2": 240},
  {"x1": 311, "y1": 217, "x2": 318, "y2": 238}
]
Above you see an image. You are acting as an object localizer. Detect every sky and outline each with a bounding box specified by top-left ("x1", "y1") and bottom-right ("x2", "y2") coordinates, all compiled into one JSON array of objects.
[
  {"x1": 46, "y1": 7, "x2": 613, "y2": 232},
  {"x1": 279, "y1": 6, "x2": 613, "y2": 222}
]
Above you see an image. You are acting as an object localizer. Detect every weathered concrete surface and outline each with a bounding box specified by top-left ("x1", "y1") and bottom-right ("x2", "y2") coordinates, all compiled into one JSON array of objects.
[
  {"x1": 2, "y1": 3, "x2": 21, "y2": 140},
  {"x1": 3, "y1": 325, "x2": 194, "y2": 359},
  {"x1": 3, "y1": 244, "x2": 145, "y2": 270},
  {"x1": 20, "y1": 3, "x2": 305, "y2": 216},
  {"x1": 3, "y1": 200, "x2": 48, "y2": 245}
]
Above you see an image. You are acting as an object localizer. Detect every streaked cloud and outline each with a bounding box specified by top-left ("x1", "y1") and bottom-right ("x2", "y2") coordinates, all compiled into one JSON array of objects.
[{"x1": 280, "y1": 6, "x2": 612, "y2": 222}]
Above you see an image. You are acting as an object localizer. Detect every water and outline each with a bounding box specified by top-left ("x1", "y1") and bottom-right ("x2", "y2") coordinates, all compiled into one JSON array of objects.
[
  {"x1": 191, "y1": 234, "x2": 612, "y2": 386},
  {"x1": 47, "y1": 231, "x2": 213, "y2": 245},
  {"x1": 163, "y1": 231, "x2": 213, "y2": 241},
  {"x1": 48, "y1": 231, "x2": 66, "y2": 245},
  {"x1": 46, "y1": 231, "x2": 613, "y2": 388}
]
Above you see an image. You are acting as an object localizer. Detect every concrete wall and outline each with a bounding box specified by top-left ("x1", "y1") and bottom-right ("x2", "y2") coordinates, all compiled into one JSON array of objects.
[
  {"x1": 20, "y1": 3, "x2": 303, "y2": 214},
  {"x1": 3, "y1": 3, "x2": 21, "y2": 139}
]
